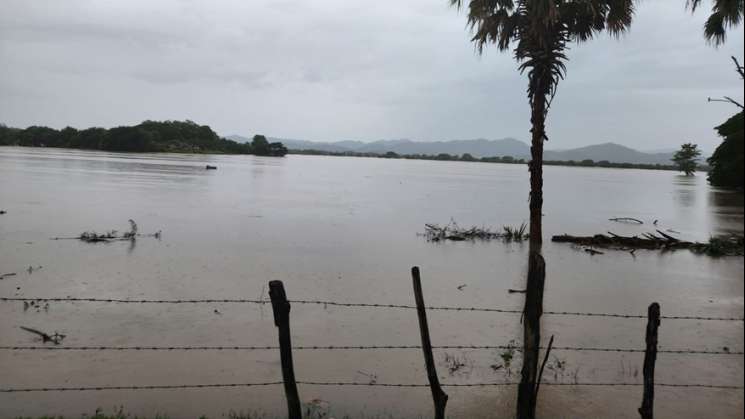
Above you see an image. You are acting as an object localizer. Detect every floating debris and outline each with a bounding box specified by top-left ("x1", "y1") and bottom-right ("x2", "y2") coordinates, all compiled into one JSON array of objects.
[
  {"x1": 205, "y1": 165, "x2": 217, "y2": 170},
  {"x1": 20, "y1": 326, "x2": 65, "y2": 344},
  {"x1": 553, "y1": 232, "x2": 744, "y2": 256},
  {"x1": 609, "y1": 217, "x2": 644, "y2": 224},
  {"x1": 52, "y1": 219, "x2": 161, "y2": 243},
  {"x1": 0, "y1": 272, "x2": 17, "y2": 280},
  {"x1": 584, "y1": 248, "x2": 605, "y2": 256},
  {"x1": 423, "y1": 219, "x2": 529, "y2": 242}
]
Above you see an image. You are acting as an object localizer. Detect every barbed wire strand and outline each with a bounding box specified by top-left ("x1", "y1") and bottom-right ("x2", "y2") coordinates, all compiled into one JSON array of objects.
[
  {"x1": 0, "y1": 345, "x2": 741, "y2": 355},
  {"x1": 1, "y1": 382, "x2": 742, "y2": 393},
  {"x1": 2, "y1": 297, "x2": 742, "y2": 322}
]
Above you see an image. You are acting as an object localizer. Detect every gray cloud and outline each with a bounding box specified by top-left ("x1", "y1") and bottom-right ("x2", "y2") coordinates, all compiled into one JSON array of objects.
[{"x1": 0, "y1": 0, "x2": 742, "y2": 153}]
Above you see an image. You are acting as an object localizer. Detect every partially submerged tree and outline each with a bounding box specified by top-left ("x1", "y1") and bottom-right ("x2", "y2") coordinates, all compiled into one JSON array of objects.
[
  {"x1": 449, "y1": 1, "x2": 637, "y2": 417},
  {"x1": 672, "y1": 143, "x2": 702, "y2": 175},
  {"x1": 687, "y1": 0, "x2": 744, "y2": 45},
  {"x1": 707, "y1": 111, "x2": 744, "y2": 187}
]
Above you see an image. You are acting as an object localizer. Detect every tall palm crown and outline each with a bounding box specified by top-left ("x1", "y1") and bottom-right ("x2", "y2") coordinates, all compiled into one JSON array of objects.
[
  {"x1": 688, "y1": 0, "x2": 743, "y2": 45},
  {"x1": 451, "y1": 0, "x2": 635, "y2": 118}
]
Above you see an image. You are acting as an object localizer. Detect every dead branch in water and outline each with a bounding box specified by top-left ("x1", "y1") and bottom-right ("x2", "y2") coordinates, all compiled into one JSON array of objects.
[
  {"x1": 0, "y1": 272, "x2": 17, "y2": 280},
  {"x1": 52, "y1": 219, "x2": 161, "y2": 243},
  {"x1": 423, "y1": 219, "x2": 529, "y2": 242},
  {"x1": 609, "y1": 217, "x2": 644, "y2": 224},
  {"x1": 20, "y1": 326, "x2": 66, "y2": 344},
  {"x1": 552, "y1": 232, "x2": 743, "y2": 256}
]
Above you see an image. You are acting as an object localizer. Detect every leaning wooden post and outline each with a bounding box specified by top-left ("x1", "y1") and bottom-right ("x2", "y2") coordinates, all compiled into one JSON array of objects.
[
  {"x1": 411, "y1": 266, "x2": 448, "y2": 419},
  {"x1": 638, "y1": 302, "x2": 660, "y2": 419},
  {"x1": 517, "y1": 251, "x2": 546, "y2": 419},
  {"x1": 269, "y1": 280, "x2": 302, "y2": 419}
]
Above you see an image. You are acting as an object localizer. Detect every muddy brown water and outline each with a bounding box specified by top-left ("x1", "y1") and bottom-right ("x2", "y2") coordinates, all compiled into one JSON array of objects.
[{"x1": 0, "y1": 146, "x2": 743, "y2": 418}]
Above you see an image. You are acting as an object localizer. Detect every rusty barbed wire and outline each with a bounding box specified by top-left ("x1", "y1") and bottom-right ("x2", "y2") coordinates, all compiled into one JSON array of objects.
[
  {"x1": 0, "y1": 344, "x2": 741, "y2": 355},
  {"x1": 1, "y1": 381, "x2": 742, "y2": 393},
  {"x1": 2, "y1": 297, "x2": 743, "y2": 321}
]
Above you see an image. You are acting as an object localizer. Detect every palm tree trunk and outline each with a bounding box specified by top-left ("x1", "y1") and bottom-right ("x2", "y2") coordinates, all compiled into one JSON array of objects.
[
  {"x1": 528, "y1": 77, "x2": 547, "y2": 247},
  {"x1": 517, "y1": 68, "x2": 549, "y2": 419}
]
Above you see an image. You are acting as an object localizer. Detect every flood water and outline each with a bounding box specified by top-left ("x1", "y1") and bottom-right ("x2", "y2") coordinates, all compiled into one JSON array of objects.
[{"x1": 0, "y1": 146, "x2": 743, "y2": 418}]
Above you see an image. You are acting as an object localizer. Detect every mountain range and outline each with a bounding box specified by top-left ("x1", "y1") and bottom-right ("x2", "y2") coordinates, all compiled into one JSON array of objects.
[{"x1": 227, "y1": 135, "x2": 690, "y2": 165}]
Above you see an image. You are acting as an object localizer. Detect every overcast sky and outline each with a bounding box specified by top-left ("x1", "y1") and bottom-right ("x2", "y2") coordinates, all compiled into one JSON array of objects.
[{"x1": 1, "y1": 0, "x2": 742, "y2": 152}]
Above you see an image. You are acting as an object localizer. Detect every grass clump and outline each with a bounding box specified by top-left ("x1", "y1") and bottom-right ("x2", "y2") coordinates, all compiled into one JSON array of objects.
[{"x1": 692, "y1": 234, "x2": 744, "y2": 257}]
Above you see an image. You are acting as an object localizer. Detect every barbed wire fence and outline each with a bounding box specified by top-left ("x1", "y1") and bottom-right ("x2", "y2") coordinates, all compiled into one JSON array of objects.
[{"x1": 1, "y1": 268, "x2": 743, "y2": 418}]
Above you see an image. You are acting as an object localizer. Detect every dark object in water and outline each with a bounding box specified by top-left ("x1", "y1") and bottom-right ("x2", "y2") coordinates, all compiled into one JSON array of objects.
[
  {"x1": 0, "y1": 210, "x2": 6, "y2": 214},
  {"x1": 553, "y1": 231, "x2": 744, "y2": 256},
  {"x1": 609, "y1": 217, "x2": 644, "y2": 224},
  {"x1": 584, "y1": 248, "x2": 604, "y2": 255},
  {"x1": 20, "y1": 326, "x2": 66, "y2": 344},
  {"x1": 205, "y1": 165, "x2": 217, "y2": 170}
]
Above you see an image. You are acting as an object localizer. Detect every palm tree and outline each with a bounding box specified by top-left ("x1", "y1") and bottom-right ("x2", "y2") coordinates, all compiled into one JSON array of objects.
[
  {"x1": 687, "y1": 0, "x2": 744, "y2": 45},
  {"x1": 449, "y1": 1, "x2": 636, "y2": 417}
]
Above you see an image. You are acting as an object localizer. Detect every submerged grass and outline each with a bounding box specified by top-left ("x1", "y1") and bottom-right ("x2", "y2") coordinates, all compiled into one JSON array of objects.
[
  {"x1": 692, "y1": 234, "x2": 744, "y2": 257},
  {"x1": 423, "y1": 219, "x2": 529, "y2": 242}
]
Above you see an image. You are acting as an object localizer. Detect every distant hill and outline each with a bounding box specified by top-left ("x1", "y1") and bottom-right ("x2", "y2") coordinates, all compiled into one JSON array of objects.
[
  {"x1": 229, "y1": 135, "x2": 530, "y2": 158},
  {"x1": 544, "y1": 143, "x2": 678, "y2": 165},
  {"x1": 227, "y1": 135, "x2": 689, "y2": 165}
]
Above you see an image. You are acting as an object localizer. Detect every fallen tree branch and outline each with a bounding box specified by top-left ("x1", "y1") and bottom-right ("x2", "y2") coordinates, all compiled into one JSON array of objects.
[
  {"x1": 552, "y1": 233, "x2": 743, "y2": 256},
  {"x1": 20, "y1": 326, "x2": 66, "y2": 344},
  {"x1": 609, "y1": 217, "x2": 644, "y2": 224}
]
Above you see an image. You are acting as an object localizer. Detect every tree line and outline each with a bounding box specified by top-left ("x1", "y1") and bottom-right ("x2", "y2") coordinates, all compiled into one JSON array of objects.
[
  {"x1": 291, "y1": 148, "x2": 689, "y2": 171},
  {"x1": 0, "y1": 120, "x2": 287, "y2": 157}
]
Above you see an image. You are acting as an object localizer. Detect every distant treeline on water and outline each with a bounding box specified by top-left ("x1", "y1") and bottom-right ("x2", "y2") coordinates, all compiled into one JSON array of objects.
[
  {"x1": 0, "y1": 120, "x2": 706, "y2": 171},
  {"x1": 0, "y1": 120, "x2": 288, "y2": 157},
  {"x1": 291, "y1": 149, "x2": 694, "y2": 171}
]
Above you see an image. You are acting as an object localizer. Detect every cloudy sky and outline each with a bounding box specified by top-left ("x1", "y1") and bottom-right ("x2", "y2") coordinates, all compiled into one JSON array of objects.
[{"x1": 1, "y1": 0, "x2": 742, "y2": 152}]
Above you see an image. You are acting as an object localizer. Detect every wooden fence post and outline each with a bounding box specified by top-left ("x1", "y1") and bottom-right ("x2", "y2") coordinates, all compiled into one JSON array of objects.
[
  {"x1": 269, "y1": 280, "x2": 302, "y2": 419},
  {"x1": 517, "y1": 251, "x2": 546, "y2": 419},
  {"x1": 639, "y1": 302, "x2": 660, "y2": 419},
  {"x1": 411, "y1": 266, "x2": 448, "y2": 419}
]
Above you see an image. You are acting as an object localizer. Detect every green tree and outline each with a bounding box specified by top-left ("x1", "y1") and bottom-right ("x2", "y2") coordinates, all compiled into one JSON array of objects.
[
  {"x1": 687, "y1": 0, "x2": 744, "y2": 45},
  {"x1": 268, "y1": 141, "x2": 288, "y2": 157},
  {"x1": 449, "y1": 1, "x2": 637, "y2": 417},
  {"x1": 672, "y1": 143, "x2": 702, "y2": 175},
  {"x1": 461, "y1": 152, "x2": 476, "y2": 161},
  {"x1": 707, "y1": 112, "x2": 744, "y2": 187},
  {"x1": 250, "y1": 135, "x2": 270, "y2": 155}
]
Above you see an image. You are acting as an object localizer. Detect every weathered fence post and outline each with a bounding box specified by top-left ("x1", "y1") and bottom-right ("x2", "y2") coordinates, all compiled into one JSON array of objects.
[
  {"x1": 517, "y1": 252, "x2": 546, "y2": 419},
  {"x1": 411, "y1": 266, "x2": 448, "y2": 419},
  {"x1": 269, "y1": 280, "x2": 302, "y2": 419},
  {"x1": 639, "y1": 302, "x2": 661, "y2": 419}
]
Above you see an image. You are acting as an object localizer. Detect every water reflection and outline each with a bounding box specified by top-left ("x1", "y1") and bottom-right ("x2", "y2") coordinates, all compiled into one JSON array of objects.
[
  {"x1": 708, "y1": 187, "x2": 745, "y2": 235},
  {"x1": 672, "y1": 175, "x2": 698, "y2": 208}
]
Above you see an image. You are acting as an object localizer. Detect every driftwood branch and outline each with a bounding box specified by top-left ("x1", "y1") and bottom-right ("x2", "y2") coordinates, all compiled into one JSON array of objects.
[
  {"x1": 20, "y1": 326, "x2": 65, "y2": 344},
  {"x1": 552, "y1": 233, "x2": 743, "y2": 256},
  {"x1": 609, "y1": 217, "x2": 644, "y2": 224}
]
